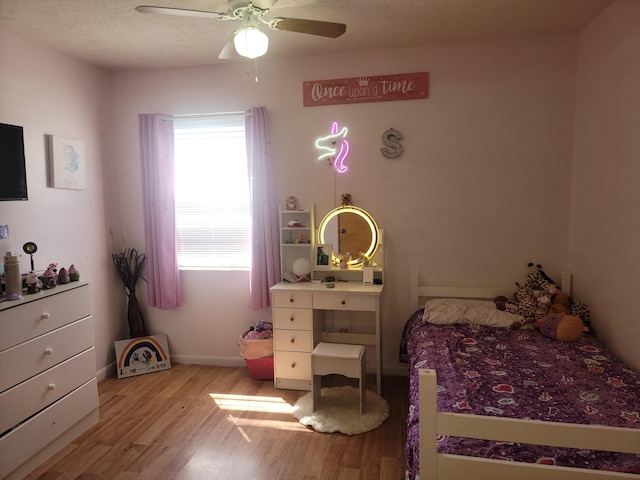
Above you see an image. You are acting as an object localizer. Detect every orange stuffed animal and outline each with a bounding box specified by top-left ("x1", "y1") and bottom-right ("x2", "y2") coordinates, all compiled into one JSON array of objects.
[{"x1": 535, "y1": 312, "x2": 582, "y2": 342}]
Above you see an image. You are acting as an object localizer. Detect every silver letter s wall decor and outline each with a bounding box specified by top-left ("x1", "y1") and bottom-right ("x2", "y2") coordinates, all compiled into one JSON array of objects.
[{"x1": 381, "y1": 128, "x2": 403, "y2": 159}]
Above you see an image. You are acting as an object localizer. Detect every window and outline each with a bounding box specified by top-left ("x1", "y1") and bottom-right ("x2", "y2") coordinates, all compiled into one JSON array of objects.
[{"x1": 173, "y1": 114, "x2": 250, "y2": 269}]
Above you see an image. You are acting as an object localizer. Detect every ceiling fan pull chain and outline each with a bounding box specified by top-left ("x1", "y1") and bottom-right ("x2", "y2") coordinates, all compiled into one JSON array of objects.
[{"x1": 254, "y1": 58, "x2": 259, "y2": 83}]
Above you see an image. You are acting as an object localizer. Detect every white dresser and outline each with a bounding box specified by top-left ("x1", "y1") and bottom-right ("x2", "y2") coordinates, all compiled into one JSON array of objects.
[
  {"x1": 0, "y1": 282, "x2": 99, "y2": 480},
  {"x1": 270, "y1": 281, "x2": 383, "y2": 394}
]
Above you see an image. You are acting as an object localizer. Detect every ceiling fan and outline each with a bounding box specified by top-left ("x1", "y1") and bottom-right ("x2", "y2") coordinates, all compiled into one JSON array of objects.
[{"x1": 136, "y1": 0, "x2": 346, "y2": 60}]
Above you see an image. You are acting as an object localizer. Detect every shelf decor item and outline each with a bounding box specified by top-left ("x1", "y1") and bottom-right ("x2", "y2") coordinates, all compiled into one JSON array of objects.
[
  {"x1": 285, "y1": 195, "x2": 299, "y2": 210},
  {"x1": 314, "y1": 244, "x2": 333, "y2": 270}
]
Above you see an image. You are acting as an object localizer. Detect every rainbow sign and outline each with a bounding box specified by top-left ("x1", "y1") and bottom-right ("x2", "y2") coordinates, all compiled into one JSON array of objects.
[{"x1": 115, "y1": 334, "x2": 171, "y2": 379}]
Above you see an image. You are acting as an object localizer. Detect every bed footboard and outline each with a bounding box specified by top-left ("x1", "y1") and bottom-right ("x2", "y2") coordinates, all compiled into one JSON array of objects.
[{"x1": 418, "y1": 369, "x2": 640, "y2": 480}]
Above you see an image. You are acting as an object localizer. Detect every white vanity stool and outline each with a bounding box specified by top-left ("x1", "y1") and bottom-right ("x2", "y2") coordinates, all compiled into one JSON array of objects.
[{"x1": 311, "y1": 342, "x2": 366, "y2": 414}]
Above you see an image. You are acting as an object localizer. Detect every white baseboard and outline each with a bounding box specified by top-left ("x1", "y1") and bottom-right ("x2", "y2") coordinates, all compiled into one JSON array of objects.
[
  {"x1": 97, "y1": 363, "x2": 115, "y2": 382},
  {"x1": 96, "y1": 357, "x2": 408, "y2": 380},
  {"x1": 171, "y1": 355, "x2": 246, "y2": 368}
]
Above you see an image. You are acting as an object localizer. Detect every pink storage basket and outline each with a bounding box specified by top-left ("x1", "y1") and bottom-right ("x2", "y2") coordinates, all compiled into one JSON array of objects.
[{"x1": 245, "y1": 356, "x2": 274, "y2": 380}]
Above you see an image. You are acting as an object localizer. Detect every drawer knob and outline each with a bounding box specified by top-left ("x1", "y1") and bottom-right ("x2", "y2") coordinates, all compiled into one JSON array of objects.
[
  {"x1": 45, "y1": 347, "x2": 54, "y2": 355},
  {"x1": 48, "y1": 383, "x2": 56, "y2": 391},
  {"x1": 289, "y1": 316, "x2": 295, "y2": 322},
  {"x1": 341, "y1": 300, "x2": 346, "y2": 305},
  {"x1": 41, "y1": 312, "x2": 51, "y2": 320},
  {"x1": 291, "y1": 362, "x2": 296, "y2": 368},
  {"x1": 289, "y1": 298, "x2": 294, "y2": 303},
  {"x1": 290, "y1": 337, "x2": 295, "y2": 344}
]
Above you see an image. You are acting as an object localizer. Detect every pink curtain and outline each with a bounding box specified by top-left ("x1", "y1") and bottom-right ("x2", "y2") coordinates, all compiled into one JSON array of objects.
[
  {"x1": 138, "y1": 113, "x2": 182, "y2": 309},
  {"x1": 246, "y1": 106, "x2": 280, "y2": 310}
]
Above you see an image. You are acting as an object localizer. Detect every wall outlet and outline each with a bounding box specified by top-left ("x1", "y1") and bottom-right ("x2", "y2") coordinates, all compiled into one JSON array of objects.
[{"x1": 0, "y1": 225, "x2": 8, "y2": 239}]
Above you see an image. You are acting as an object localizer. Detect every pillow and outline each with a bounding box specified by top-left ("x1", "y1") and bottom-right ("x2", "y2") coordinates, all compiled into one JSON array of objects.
[{"x1": 422, "y1": 298, "x2": 524, "y2": 327}]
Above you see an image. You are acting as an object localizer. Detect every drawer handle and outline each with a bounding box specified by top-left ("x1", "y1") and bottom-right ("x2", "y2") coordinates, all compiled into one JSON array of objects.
[
  {"x1": 291, "y1": 362, "x2": 296, "y2": 368},
  {"x1": 289, "y1": 316, "x2": 295, "y2": 322},
  {"x1": 290, "y1": 337, "x2": 295, "y2": 344},
  {"x1": 45, "y1": 347, "x2": 54, "y2": 355},
  {"x1": 41, "y1": 312, "x2": 51, "y2": 320},
  {"x1": 341, "y1": 300, "x2": 346, "y2": 305},
  {"x1": 48, "y1": 383, "x2": 56, "y2": 391},
  {"x1": 289, "y1": 298, "x2": 294, "y2": 303}
]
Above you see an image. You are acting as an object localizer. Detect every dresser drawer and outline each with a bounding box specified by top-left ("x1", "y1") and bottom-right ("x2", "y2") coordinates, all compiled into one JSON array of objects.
[
  {"x1": 272, "y1": 291, "x2": 312, "y2": 309},
  {"x1": 274, "y1": 330, "x2": 312, "y2": 353},
  {"x1": 0, "y1": 347, "x2": 96, "y2": 434},
  {"x1": 273, "y1": 308, "x2": 312, "y2": 330},
  {"x1": 0, "y1": 284, "x2": 91, "y2": 352},
  {"x1": 0, "y1": 317, "x2": 94, "y2": 393},
  {"x1": 0, "y1": 378, "x2": 98, "y2": 479},
  {"x1": 313, "y1": 292, "x2": 377, "y2": 311},
  {"x1": 274, "y1": 352, "x2": 311, "y2": 380}
]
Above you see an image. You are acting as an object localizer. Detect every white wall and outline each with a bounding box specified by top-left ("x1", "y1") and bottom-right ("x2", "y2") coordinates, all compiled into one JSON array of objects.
[
  {"x1": 571, "y1": 0, "x2": 640, "y2": 371},
  {"x1": 104, "y1": 33, "x2": 579, "y2": 374},
  {"x1": 0, "y1": 27, "x2": 122, "y2": 376},
  {"x1": 8, "y1": 9, "x2": 635, "y2": 377}
]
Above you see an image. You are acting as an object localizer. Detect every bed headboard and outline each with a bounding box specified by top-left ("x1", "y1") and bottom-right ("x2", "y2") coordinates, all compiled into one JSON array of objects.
[{"x1": 410, "y1": 270, "x2": 572, "y2": 312}]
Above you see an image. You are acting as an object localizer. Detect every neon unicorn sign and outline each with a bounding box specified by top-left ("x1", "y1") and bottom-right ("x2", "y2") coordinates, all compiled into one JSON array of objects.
[{"x1": 315, "y1": 121, "x2": 350, "y2": 174}]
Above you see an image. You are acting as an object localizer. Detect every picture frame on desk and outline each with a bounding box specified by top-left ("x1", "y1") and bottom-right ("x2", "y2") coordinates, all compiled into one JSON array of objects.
[{"x1": 313, "y1": 243, "x2": 332, "y2": 270}]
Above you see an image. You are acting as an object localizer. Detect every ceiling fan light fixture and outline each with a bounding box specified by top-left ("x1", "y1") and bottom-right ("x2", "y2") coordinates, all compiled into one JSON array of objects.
[{"x1": 233, "y1": 26, "x2": 269, "y2": 59}]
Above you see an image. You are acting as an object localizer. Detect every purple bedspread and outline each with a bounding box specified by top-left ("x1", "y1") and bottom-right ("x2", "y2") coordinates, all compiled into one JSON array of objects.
[{"x1": 401, "y1": 310, "x2": 640, "y2": 479}]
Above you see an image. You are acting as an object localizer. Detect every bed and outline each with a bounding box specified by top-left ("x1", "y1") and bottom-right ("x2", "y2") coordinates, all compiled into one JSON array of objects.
[{"x1": 402, "y1": 270, "x2": 640, "y2": 480}]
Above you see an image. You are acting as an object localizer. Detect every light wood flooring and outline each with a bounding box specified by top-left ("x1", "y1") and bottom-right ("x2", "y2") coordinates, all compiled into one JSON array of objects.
[{"x1": 25, "y1": 364, "x2": 409, "y2": 480}]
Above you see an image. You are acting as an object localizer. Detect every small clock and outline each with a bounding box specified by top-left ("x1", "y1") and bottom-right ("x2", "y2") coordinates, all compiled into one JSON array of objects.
[{"x1": 285, "y1": 195, "x2": 299, "y2": 211}]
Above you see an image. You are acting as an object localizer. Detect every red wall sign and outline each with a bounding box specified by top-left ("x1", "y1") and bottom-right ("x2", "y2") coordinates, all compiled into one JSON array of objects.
[{"x1": 303, "y1": 72, "x2": 428, "y2": 107}]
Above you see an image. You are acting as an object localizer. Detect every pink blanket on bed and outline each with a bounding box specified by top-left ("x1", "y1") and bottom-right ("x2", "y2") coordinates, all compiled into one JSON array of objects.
[{"x1": 401, "y1": 310, "x2": 640, "y2": 479}]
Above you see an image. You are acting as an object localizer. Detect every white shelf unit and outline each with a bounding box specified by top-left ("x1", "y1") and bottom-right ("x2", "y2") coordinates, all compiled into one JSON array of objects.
[{"x1": 279, "y1": 204, "x2": 315, "y2": 280}]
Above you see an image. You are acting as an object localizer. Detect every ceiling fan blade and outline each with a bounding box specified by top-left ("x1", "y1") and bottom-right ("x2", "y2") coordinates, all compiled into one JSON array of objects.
[
  {"x1": 135, "y1": 5, "x2": 228, "y2": 19},
  {"x1": 271, "y1": 18, "x2": 346, "y2": 38},
  {"x1": 250, "y1": 0, "x2": 279, "y2": 10},
  {"x1": 218, "y1": 35, "x2": 239, "y2": 60}
]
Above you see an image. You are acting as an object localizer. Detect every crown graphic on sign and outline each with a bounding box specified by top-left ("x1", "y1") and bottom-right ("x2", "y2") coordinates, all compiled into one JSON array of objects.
[{"x1": 358, "y1": 77, "x2": 370, "y2": 87}]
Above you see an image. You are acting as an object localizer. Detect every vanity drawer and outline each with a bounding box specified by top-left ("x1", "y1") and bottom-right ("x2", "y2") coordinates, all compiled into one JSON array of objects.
[
  {"x1": 274, "y1": 352, "x2": 311, "y2": 380},
  {"x1": 313, "y1": 293, "x2": 377, "y2": 311},
  {"x1": 273, "y1": 308, "x2": 312, "y2": 330},
  {"x1": 0, "y1": 284, "x2": 91, "y2": 352},
  {"x1": 0, "y1": 347, "x2": 96, "y2": 434},
  {"x1": 0, "y1": 317, "x2": 94, "y2": 393},
  {"x1": 272, "y1": 291, "x2": 312, "y2": 309},
  {"x1": 274, "y1": 329, "x2": 312, "y2": 352}
]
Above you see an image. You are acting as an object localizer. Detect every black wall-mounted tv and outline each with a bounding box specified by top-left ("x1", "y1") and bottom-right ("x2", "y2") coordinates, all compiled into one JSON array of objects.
[{"x1": 0, "y1": 122, "x2": 28, "y2": 201}]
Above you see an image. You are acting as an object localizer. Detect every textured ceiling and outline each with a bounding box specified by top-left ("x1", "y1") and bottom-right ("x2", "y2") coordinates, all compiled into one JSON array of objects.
[{"x1": 0, "y1": 0, "x2": 613, "y2": 71}]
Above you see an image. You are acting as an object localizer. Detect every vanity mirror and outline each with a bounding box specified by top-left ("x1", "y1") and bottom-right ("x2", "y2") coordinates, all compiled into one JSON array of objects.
[{"x1": 317, "y1": 206, "x2": 380, "y2": 268}]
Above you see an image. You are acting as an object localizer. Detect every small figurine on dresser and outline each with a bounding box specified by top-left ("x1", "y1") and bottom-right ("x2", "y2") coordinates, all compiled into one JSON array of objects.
[
  {"x1": 68, "y1": 264, "x2": 80, "y2": 281},
  {"x1": 57, "y1": 266, "x2": 70, "y2": 284},
  {"x1": 41, "y1": 263, "x2": 58, "y2": 289},
  {"x1": 26, "y1": 271, "x2": 42, "y2": 294}
]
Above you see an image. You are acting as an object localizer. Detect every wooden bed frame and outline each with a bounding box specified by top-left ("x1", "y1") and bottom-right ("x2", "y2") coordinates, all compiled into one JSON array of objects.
[{"x1": 409, "y1": 270, "x2": 640, "y2": 480}]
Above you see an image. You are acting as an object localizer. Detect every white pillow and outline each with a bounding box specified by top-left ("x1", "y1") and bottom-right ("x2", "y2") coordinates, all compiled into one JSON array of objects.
[{"x1": 421, "y1": 298, "x2": 523, "y2": 327}]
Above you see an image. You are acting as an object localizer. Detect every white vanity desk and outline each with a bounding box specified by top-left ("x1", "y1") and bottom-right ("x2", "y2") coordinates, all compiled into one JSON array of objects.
[{"x1": 270, "y1": 281, "x2": 383, "y2": 395}]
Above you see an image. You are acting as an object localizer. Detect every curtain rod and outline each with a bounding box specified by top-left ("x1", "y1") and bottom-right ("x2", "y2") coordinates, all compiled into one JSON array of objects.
[{"x1": 162, "y1": 111, "x2": 249, "y2": 120}]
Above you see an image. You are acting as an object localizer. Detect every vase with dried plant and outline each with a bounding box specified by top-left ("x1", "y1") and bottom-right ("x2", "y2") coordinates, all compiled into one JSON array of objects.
[{"x1": 111, "y1": 234, "x2": 148, "y2": 338}]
